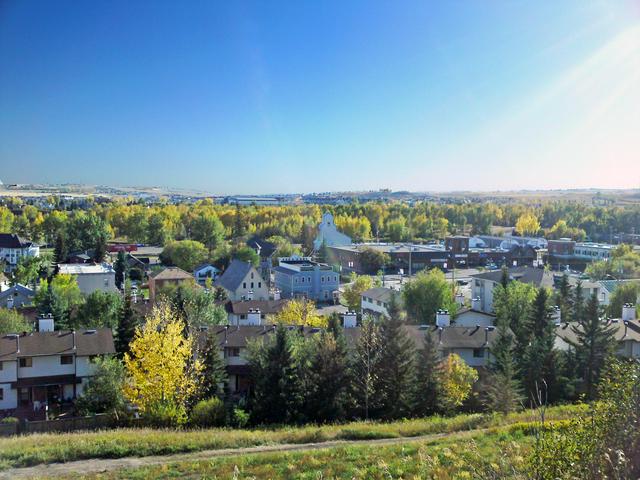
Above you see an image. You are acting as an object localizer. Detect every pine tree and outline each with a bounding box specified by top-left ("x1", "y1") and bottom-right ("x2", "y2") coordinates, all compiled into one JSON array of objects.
[
  {"x1": 486, "y1": 325, "x2": 522, "y2": 414},
  {"x1": 54, "y1": 233, "x2": 68, "y2": 264},
  {"x1": 199, "y1": 332, "x2": 228, "y2": 399},
  {"x1": 568, "y1": 292, "x2": 617, "y2": 400},
  {"x1": 114, "y1": 251, "x2": 128, "y2": 289},
  {"x1": 500, "y1": 265, "x2": 510, "y2": 289},
  {"x1": 116, "y1": 289, "x2": 137, "y2": 356},
  {"x1": 233, "y1": 202, "x2": 245, "y2": 239},
  {"x1": 411, "y1": 329, "x2": 441, "y2": 417},
  {"x1": 317, "y1": 239, "x2": 330, "y2": 263},
  {"x1": 376, "y1": 293, "x2": 416, "y2": 419},
  {"x1": 93, "y1": 233, "x2": 107, "y2": 263},
  {"x1": 572, "y1": 280, "x2": 585, "y2": 324},
  {"x1": 555, "y1": 273, "x2": 573, "y2": 322},
  {"x1": 351, "y1": 316, "x2": 382, "y2": 420}
]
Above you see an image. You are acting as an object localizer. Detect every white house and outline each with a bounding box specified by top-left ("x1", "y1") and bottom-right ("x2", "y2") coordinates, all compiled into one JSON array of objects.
[
  {"x1": 193, "y1": 263, "x2": 220, "y2": 287},
  {"x1": 214, "y1": 259, "x2": 268, "y2": 301},
  {"x1": 313, "y1": 212, "x2": 352, "y2": 251},
  {"x1": 361, "y1": 287, "x2": 401, "y2": 317},
  {"x1": 555, "y1": 316, "x2": 640, "y2": 360},
  {"x1": 58, "y1": 263, "x2": 117, "y2": 295},
  {"x1": 0, "y1": 234, "x2": 40, "y2": 273},
  {"x1": 0, "y1": 316, "x2": 115, "y2": 419}
]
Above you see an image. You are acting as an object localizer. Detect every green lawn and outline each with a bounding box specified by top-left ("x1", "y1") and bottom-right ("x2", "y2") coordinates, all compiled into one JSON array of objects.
[{"x1": 0, "y1": 405, "x2": 583, "y2": 471}]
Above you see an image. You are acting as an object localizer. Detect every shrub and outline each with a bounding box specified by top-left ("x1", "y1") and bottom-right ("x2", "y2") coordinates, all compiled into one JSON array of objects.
[
  {"x1": 189, "y1": 398, "x2": 227, "y2": 428},
  {"x1": 0, "y1": 417, "x2": 18, "y2": 424},
  {"x1": 144, "y1": 401, "x2": 187, "y2": 428},
  {"x1": 232, "y1": 407, "x2": 250, "y2": 429}
]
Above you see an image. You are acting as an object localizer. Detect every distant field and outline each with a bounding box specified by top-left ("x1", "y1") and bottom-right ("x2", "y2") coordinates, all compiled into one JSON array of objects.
[{"x1": 0, "y1": 405, "x2": 582, "y2": 471}]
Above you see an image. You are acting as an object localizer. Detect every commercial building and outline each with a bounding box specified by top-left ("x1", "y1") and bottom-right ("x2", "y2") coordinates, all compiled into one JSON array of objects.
[{"x1": 273, "y1": 256, "x2": 339, "y2": 302}]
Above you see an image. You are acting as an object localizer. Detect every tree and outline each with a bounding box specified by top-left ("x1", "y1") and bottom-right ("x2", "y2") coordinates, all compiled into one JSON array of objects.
[
  {"x1": 553, "y1": 273, "x2": 573, "y2": 324},
  {"x1": 160, "y1": 240, "x2": 207, "y2": 272},
  {"x1": 350, "y1": 315, "x2": 382, "y2": 419},
  {"x1": 123, "y1": 302, "x2": 203, "y2": 425},
  {"x1": 232, "y1": 246, "x2": 260, "y2": 267},
  {"x1": 485, "y1": 326, "x2": 522, "y2": 414},
  {"x1": 568, "y1": 293, "x2": 617, "y2": 400},
  {"x1": 375, "y1": 299, "x2": 416, "y2": 419},
  {"x1": 0, "y1": 308, "x2": 32, "y2": 335},
  {"x1": 499, "y1": 265, "x2": 510, "y2": 290},
  {"x1": 402, "y1": 269, "x2": 456, "y2": 324},
  {"x1": 411, "y1": 330, "x2": 442, "y2": 417},
  {"x1": 116, "y1": 289, "x2": 138, "y2": 356},
  {"x1": 248, "y1": 325, "x2": 305, "y2": 424},
  {"x1": 54, "y1": 233, "x2": 68, "y2": 264},
  {"x1": 35, "y1": 275, "x2": 83, "y2": 330},
  {"x1": 76, "y1": 357, "x2": 127, "y2": 419},
  {"x1": 233, "y1": 202, "x2": 246, "y2": 238},
  {"x1": 93, "y1": 231, "x2": 107, "y2": 263},
  {"x1": 14, "y1": 254, "x2": 51, "y2": 288},
  {"x1": 493, "y1": 281, "x2": 537, "y2": 348},
  {"x1": 359, "y1": 247, "x2": 390, "y2": 274},
  {"x1": 515, "y1": 212, "x2": 541, "y2": 236},
  {"x1": 114, "y1": 251, "x2": 128, "y2": 289},
  {"x1": 572, "y1": 280, "x2": 585, "y2": 324},
  {"x1": 272, "y1": 298, "x2": 326, "y2": 327},
  {"x1": 75, "y1": 291, "x2": 122, "y2": 329},
  {"x1": 199, "y1": 332, "x2": 228, "y2": 399},
  {"x1": 182, "y1": 287, "x2": 227, "y2": 327},
  {"x1": 342, "y1": 273, "x2": 373, "y2": 311},
  {"x1": 438, "y1": 354, "x2": 478, "y2": 413},
  {"x1": 607, "y1": 281, "x2": 640, "y2": 318},
  {"x1": 191, "y1": 212, "x2": 224, "y2": 256}
]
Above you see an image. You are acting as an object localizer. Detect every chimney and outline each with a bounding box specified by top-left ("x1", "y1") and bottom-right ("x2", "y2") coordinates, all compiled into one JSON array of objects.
[
  {"x1": 455, "y1": 293, "x2": 465, "y2": 307},
  {"x1": 551, "y1": 306, "x2": 561, "y2": 324},
  {"x1": 38, "y1": 314, "x2": 54, "y2": 332},
  {"x1": 471, "y1": 297, "x2": 481, "y2": 311},
  {"x1": 342, "y1": 311, "x2": 357, "y2": 328},
  {"x1": 435, "y1": 309, "x2": 450, "y2": 327},
  {"x1": 6, "y1": 295, "x2": 14, "y2": 309},
  {"x1": 622, "y1": 303, "x2": 636, "y2": 321},
  {"x1": 246, "y1": 308, "x2": 262, "y2": 326},
  {"x1": 272, "y1": 289, "x2": 281, "y2": 301},
  {"x1": 247, "y1": 290, "x2": 254, "y2": 301}
]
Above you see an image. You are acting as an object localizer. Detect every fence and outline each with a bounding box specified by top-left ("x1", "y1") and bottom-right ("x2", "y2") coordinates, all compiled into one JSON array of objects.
[{"x1": 0, "y1": 414, "x2": 120, "y2": 436}]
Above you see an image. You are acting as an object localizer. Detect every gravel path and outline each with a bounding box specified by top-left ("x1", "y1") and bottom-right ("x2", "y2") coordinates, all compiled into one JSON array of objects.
[{"x1": 0, "y1": 428, "x2": 484, "y2": 479}]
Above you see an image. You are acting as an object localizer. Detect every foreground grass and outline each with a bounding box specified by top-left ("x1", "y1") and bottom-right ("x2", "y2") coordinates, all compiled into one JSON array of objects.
[
  {"x1": 0, "y1": 404, "x2": 583, "y2": 471},
  {"x1": 65, "y1": 430, "x2": 536, "y2": 479}
]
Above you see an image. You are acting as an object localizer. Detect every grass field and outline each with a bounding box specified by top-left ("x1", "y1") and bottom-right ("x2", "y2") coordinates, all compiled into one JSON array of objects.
[
  {"x1": 56, "y1": 429, "x2": 536, "y2": 479},
  {"x1": 0, "y1": 405, "x2": 582, "y2": 471}
]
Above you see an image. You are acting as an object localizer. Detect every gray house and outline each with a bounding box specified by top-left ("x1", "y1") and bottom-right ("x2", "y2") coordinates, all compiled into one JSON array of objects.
[{"x1": 273, "y1": 256, "x2": 338, "y2": 302}]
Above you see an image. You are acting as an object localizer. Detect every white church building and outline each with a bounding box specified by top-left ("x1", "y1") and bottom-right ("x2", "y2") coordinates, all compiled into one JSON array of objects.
[{"x1": 313, "y1": 212, "x2": 352, "y2": 251}]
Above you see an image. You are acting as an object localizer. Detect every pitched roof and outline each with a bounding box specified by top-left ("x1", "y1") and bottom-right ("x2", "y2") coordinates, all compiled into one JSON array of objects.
[
  {"x1": 361, "y1": 287, "x2": 401, "y2": 304},
  {"x1": 471, "y1": 266, "x2": 554, "y2": 288},
  {"x1": 214, "y1": 259, "x2": 256, "y2": 291},
  {"x1": 556, "y1": 320, "x2": 640, "y2": 344},
  {"x1": 0, "y1": 328, "x2": 115, "y2": 360},
  {"x1": 0, "y1": 233, "x2": 34, "y2": 249},
  {"x1": 598, "y1": 279, "x2": 640, "y2": 294},
  {"x1": 246, "y1": 236, "x2": 277, "y2": 258},
  {"x1": 150, "y1": 266, "x2": 193, "y2": 281},
  {"x1": 0, "y1": 284, "x2": 35, "y2": 306},
  {"x1": 193, "y1": 263, "x2": 220, "y2": 273},
  {"x1": 226, "y1": 299, "x2": 288, "y2": 315}
]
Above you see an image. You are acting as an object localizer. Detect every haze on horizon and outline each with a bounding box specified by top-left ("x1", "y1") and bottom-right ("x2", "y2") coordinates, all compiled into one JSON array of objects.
[{"x1": 1, "y1": 1, "x2": 639, "y2": 195}]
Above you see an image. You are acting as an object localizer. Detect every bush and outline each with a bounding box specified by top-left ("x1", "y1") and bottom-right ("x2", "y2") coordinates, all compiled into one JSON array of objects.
[
  {"x1": 232, "y1": 407, "x2": 250, "y2": 428},
  {"x1": 0, "y1": 417, "x2": 18, "y2": 424},
  {"x1": 144, "y1": 401, "x2": 187, "y2": 428},
  {"x1": 189, "y1": 397, "x2": 227, "y2": 428}
]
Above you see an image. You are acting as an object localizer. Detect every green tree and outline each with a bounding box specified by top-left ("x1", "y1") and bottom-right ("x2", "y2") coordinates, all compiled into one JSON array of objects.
[
  {"x1": 74, "y1": 291, "x2": 122, "y2": 329},
  {"x1": 14, "y1": 254, "x2": 51, "y2": 288},
  {"x1": 607, "y1": 281, "x2": 640, "y2": 318},
  {"x1": 568, "y1": 293, "x2": 617, "y2": 400},
  {"x1": 35, "y1": 275, "x2": 83, "y2": 330},
  {"x1": 0, "y1": 308, "x2": 32, "y2": 335},
  {"x1": 493, "y1": 281, "x2": 537, "y2": 348},
  {"x1": 76, "y1": 357, "x2": 127, "y2": 419},
  {"x1": 232, "y1": 246, "x2": 260, "y2": 267},
  {"x1": 342, "y1": 273, "x2": 373, "y2": 311},
  {"x1": 486, "y1": 325, "x2": 522, "y2": 414},
  {"x1": 160, "y1": 240, "x2": 207, "y2": 272},
  {"x1": 54, "y1": 232, "x2": 68, "y2": 264},
  {"x1": 116, "y1": 289, "x2": 138, "y2": 356},
  {"x1": 191, "y1": 212, "x2": 225, "y2": 256},
  {"x1": 359, "y1": 247, "x2": 390, "y2": 274},
  {"x1": 553, "y1": 273, "x2": 573, "y2": 324},
  {"x1": 402, "y1": 269, "x2": 456, "y2": 324},
  {"x1": 199, "y1": 332, "x2": 229, "y2": 399},
  {"x1": 350, "y1": 315, "x2": 382, "y2": 420},
  {"x1": 114, "y1": 251, "x2": 128, "y2": 289},
  {"x1": 411, "y1": 330, "x2": 441, "y2": 417}
]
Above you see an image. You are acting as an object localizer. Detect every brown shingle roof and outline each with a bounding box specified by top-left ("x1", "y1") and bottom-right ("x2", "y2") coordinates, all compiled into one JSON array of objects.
[
  {"x1": 151, "y1": 267, "x2": 194, "y2": 281},
  {"x1": 0, "y1": 328, "x2": 115, "y2": 360},
  {"x1": 227, "y1": 299, "x2": 288, "y2": 315}
]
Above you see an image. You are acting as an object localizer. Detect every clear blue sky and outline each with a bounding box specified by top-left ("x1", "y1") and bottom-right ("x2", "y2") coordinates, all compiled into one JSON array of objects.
[{"x1": 1, "y1": 1, "x2": 639, "y2": 194}]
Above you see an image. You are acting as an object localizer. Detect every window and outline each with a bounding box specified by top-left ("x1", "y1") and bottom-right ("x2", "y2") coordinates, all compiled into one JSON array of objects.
[
  {"x1": 19, "y1": 357, "x2": 32, "y2": 368},
  {"x1": 104, "y1": 278, "x2": 109, "y2": 287},
  {"x1": 225, "y1": 347, "x2": 240, "y2": 357},
  {"x1": 61, "y1": 355, "x2": 73, "y2": 365},
  {"x1": 473, "y1": 348, "x2": 484, "y2": 358},
  {"x1": 0, "y1": 361, "x2": 3, "y2": 370},
  {"x1": 321, "y1": 276, "x2": 324, "y2": 282},
  {"x1": 258, "y1": 282, "x2": 261, "y2": 288},
  {"x1": 240, "y1": 314, "x2": 247, "y2": 320},
  {"x1": 0, "y1": 388, "x2": 3, "y2": 401},
  {"x1": 251, "y1": 272, "x2": 254, "y2": 279},
  {"x1": 250, "y1": 282, "x2": 254, "y2": 289},
  {"x1": 243, "y1": 282, "x2": 247, "y2": 289}
]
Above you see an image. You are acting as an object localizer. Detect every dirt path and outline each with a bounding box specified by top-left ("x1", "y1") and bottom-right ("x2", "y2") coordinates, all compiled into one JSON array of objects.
[{"x1": 0, "y1": 428, "x2": 486, "y2": 479}]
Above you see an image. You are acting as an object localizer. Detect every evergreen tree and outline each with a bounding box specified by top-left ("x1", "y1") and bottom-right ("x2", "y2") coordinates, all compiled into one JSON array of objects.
[
  {"x1": 568, "y1": 292, "x2": 617, "y2": 400},
  {"x1": 54, "y1": 233, "x2": 68, "y2": 264},
  {"x1": 93, "y1": 232, "x2": 107, "y2": 263},
  {"x1": 411, "y1": 330, "x2": 441, "y2": 417},
  {"x1": 555, "y1": 273, "x2": 573, "y2": 322},
  {"x1": 500, "y1": 265, "x2": 510, "y2": 289},
  {"x1": 114, "y1": 251, "x2": 128, "y2": 289},
  {"x1": 248, "y1": 325, "x2": 304, "y2": 424},
  {"x1": 351, "y1": 316, "x2": 382, "y2": 420},
  {"x1": 317, "y1": 239, "x2": 330, "y2": 264},
  {"x1": 572, "y1": 280, "x2": 585, "y2": 324},
  {"x1": 116, "y1": 289, "x2": 138, "y2": 356},
  {"x1": 233, "y1": 202, "x2": 246, "y2": 239},
  {"x1": 486, "y1": 325, "x2": 522, "y2": 414},
  {"x1": 199, "y1": 332, "x2": 229, "y2": 399},
  {"x1": 375, "y1": 294, "x2": 416, "y2": 419}
]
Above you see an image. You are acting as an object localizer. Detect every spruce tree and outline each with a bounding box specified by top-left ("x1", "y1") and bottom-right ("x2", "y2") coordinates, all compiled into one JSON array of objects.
[
  {"x1": 572, "y1": 280, "x2": 585, "y2": 324},
  {"x1": 199, "y1": 332, "x2": 228, "y2": 399},
  {"x1": 114, "y1": 251, "x2": 128, "y2": 289},
  {"x1": 54, "y1": 233, "x2": 68, "y2": 264},
  {"x1": 500, "y1": 265, "x2": 510, "y2": 289},
  {"x1": 233, "y1": 202, "x2": 245, "y2": 238},
  {"x1": 116, "y1": 289, "x2": 137, "y2": 356},
  {"x1": 486, "y1": 325, "x2": 522, "y2": 414},
  {"x1": 375, "y1": 293, "x2": 416, "y2": 419},
  {"x1": 568, "y1": 292, "x2": 617, "y2": 400},
  {"x1": 351, "y1": 316, "x2": 382, "y2": 420},
  {"x1": 93, "y1": 233, "x2": 107, "y2": 263},
  {"x1": 411, "y1": 329, "x2": 441, "y2": 417}
]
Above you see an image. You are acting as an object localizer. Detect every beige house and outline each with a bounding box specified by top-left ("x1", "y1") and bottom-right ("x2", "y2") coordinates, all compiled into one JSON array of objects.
[{"x1": 214, "y1": 259, "x2": 268, "y2": 301}]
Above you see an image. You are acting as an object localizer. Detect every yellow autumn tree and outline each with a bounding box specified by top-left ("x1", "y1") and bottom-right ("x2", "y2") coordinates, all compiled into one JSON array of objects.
[
  {"x1": 515, "y1": 212, "x2": 541, "y2": 236},
  {"x1": 123, "y1": 302, "x2": 202, "y2": 425},
  {"x1": 271, "y1": 298, "x2": 327, "y2": 327},
  {"x1": 343, "y1": 273, "x2": 373, "y2": 311},
  {"x1": 438, "y1": 354, "x2": 479, "y2": 412}
]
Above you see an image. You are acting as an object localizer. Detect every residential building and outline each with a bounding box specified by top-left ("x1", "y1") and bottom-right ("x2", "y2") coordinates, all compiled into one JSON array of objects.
[
  {"x1": 214, "y1": 259, "x2": 268, "y2": 301},
  {"x1": 360, "y1": 287, "x2": 401, "y2": 317},
  {"x1": 246, "y1": 236, "x2": 278, "y2": 282},
  {"x1": 58, "y1": 263, "x2": 117, "y2": 295},
  {"x1": 0, "y1": 233, "x2": 40, "y2": 273},
  {"x1": 193, "y1": 263, "x2": 220, "y2": 287},
  {"x1": 273, "y1": 256, "x2": 339, "y2": 302},
  {"x1": 148, "y1": 267, "x2": 195, "y2": 301},
  {"x1": 471, "y1": 266, "x2": 555, "y2": 313},
  {"x1": 0, "y1": 284, "x2": 35, "y2": 309},
  {"x1": 225, "y1": 299, "x2": 288, "y2": 325},
  {"x1": 0, "y1": 317, "x2": 115, "y2": 419},
  {"x1": 313, "y1": 212, "x2": 352, "y2": 251}
]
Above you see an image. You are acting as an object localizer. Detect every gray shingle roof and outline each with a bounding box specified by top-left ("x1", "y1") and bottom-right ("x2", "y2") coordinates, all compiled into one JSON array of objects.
[
  {"x1": 471, "y1": 266, "x2": 554, "y2": 289},
  {"x1": 0, "y1": 328, "x2": 115, "y2": 360},
  {"x1": 215, "y1": 259, "x2": 255, "y2": 291}
]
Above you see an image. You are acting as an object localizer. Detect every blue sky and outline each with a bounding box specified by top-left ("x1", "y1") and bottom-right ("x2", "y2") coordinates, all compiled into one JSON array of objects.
[{"x1": 1, "y1": 0, "x2": 639, "y2": 194}]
